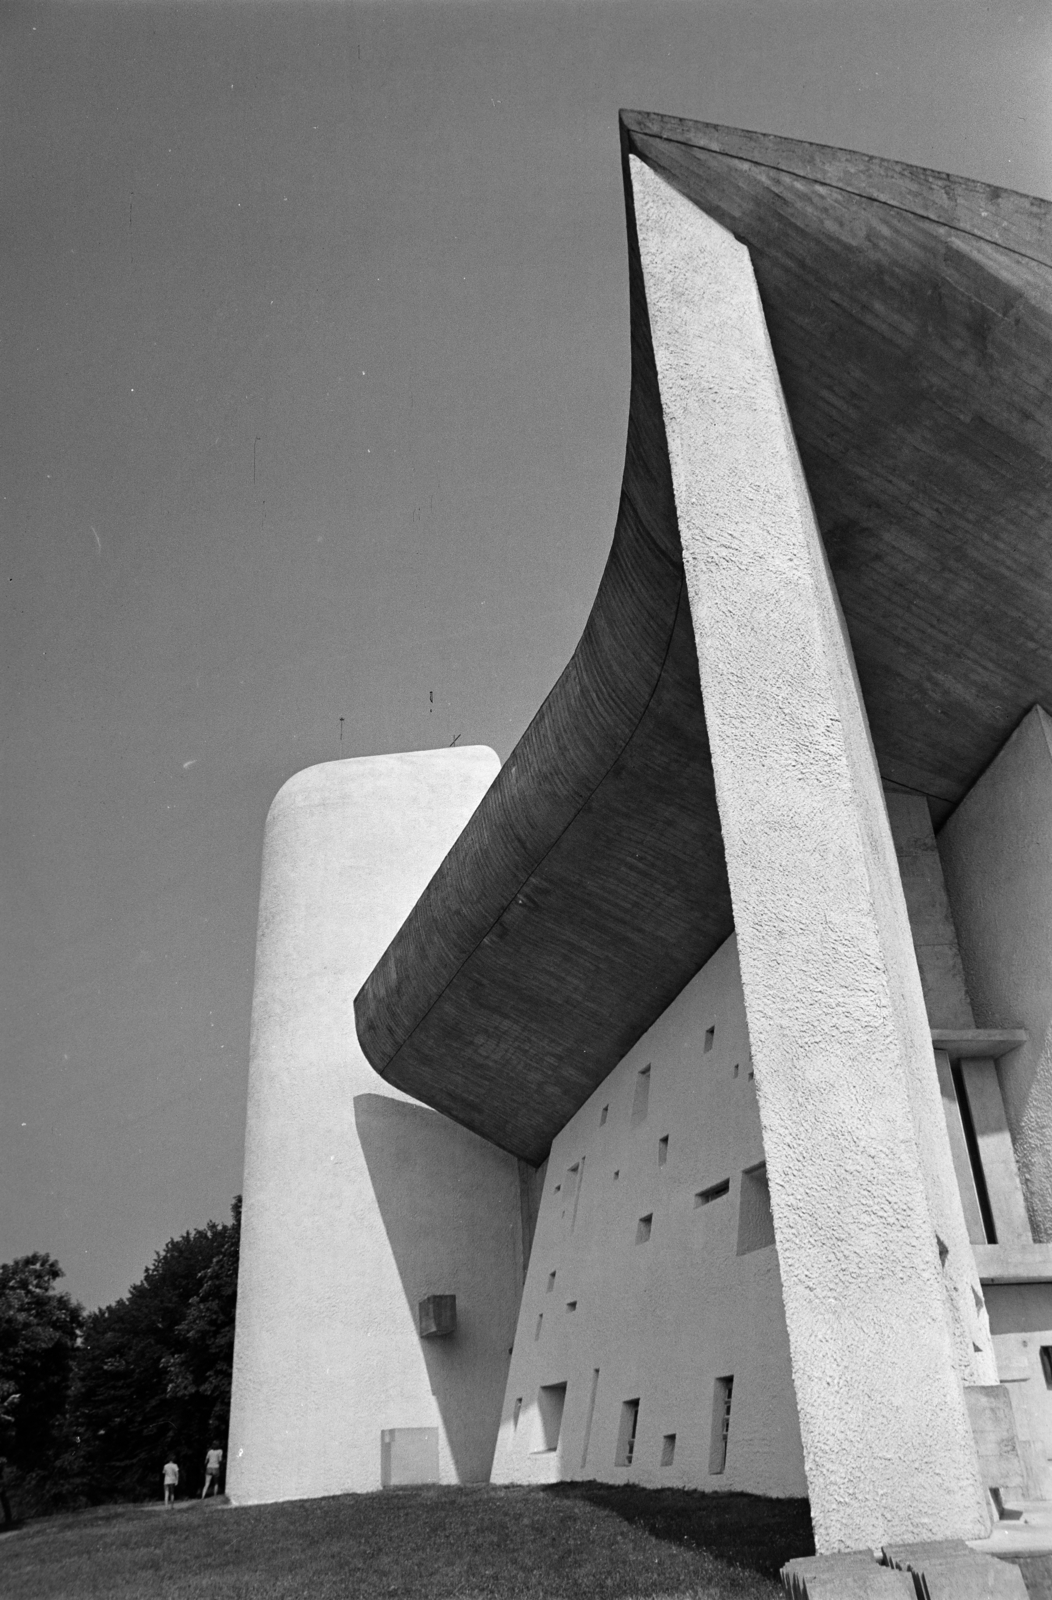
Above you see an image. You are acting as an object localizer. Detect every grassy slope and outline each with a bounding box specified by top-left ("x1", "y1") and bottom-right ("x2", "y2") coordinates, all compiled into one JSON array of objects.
[{"x1": 0, "y1": 1483, "x2": 815, "y2": 1600}]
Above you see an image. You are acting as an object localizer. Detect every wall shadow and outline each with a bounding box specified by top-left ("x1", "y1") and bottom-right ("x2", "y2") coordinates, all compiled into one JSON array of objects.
[
  {"x1": 354, "y1": 1093, "x2": 522, "y2": 1485},
  {"x1": 544, "y1": 1483, "x2": 814, "y2": 1582}
]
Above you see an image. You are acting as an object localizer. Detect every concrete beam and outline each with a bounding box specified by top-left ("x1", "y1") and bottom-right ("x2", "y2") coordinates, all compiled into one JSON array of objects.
[{"x1": 630, "y1": 154, "x2": 993, "y2": 1551}]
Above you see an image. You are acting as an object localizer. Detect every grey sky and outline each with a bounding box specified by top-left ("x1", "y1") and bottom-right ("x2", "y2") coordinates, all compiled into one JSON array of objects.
[{"x1": 4, "y1": 0, "x2": 1051, "y2": 1309}]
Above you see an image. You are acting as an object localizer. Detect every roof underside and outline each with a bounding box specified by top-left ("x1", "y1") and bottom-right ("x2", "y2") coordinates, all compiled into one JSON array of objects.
[{"x1": 355, "y1": 113, "x2": 1052, "y2": 1163}]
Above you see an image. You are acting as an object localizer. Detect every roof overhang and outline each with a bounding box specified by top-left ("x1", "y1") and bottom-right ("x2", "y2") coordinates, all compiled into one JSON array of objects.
[{"x1": 354, "y1": 112, "x2": 1052, "y2": 1163}]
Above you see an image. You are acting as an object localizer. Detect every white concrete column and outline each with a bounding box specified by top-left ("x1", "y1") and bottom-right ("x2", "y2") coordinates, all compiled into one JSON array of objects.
[
  {"x1": 941, "y1": 706, "x2": 1052, "y2": 1244},
  {"x1": 228, "y1": 749, "x2": 524, "y2": 1504},
  {"x1": 630, "y1": 156, "x2": 993, "y2": 1552}
]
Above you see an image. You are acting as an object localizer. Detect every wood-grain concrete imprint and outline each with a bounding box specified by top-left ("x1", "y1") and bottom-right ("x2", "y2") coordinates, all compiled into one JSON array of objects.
[{"x1": 354, "y1": 113, "x2": 1052, "y2": 1165}]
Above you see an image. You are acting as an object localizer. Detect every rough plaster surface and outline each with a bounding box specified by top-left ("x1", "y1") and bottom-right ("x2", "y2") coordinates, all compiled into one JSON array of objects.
[
  {"x1": 491, "y1": 936, "x2": 807, "y2": 1497},
  {"x1": 630, "y1": 156, "x2": 992, "y2": 1551},
  {"x1": 227, "y1": 749, "x2": 524, "y2": 1504},
  {"x1": 940, "y1": 708, "x2": 1052, "y2": 1244}
]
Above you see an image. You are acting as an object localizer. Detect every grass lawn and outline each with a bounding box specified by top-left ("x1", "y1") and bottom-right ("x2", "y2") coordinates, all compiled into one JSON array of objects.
[{"x1": 0, "y1": 1482, "x2": 815, "y2": 1599}]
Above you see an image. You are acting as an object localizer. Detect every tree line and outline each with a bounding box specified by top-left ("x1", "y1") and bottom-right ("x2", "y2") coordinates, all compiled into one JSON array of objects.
[{"x1": 0, "y1": 1198, "x2": 240, "y2": 1519}]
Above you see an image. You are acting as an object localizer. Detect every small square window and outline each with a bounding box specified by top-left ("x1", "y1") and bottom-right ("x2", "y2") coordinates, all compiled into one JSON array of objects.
[
  {"x1": 613, "y1": 1169, "x2": 619, "y2": 1181},
  {"x1": 636, "y1": 1214, "x2": 653, "y2": 1244},
  {"x1": 658, "y1": 1135, "x2": 669, "y2": 1167},
  {"x1": 566, "y1": 1300, "x2": 577, "y2": 1313},
  {"x1": 661, "y1": 1433, "x2": 676, "y2": 1467}
]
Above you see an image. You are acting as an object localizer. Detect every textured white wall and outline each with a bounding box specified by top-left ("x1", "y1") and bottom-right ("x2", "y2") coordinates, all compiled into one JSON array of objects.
[
  {"x1": 227, "y1": 749, "x2": 524, "y2": 1504},
  {"x1": 491, "y1": 935, "x2": 807, "y2": 1497},
  {"x1": 940, "y1": 707, "x2": 1052, "y2": 1243},
  {"x1": 630, "y1": 156, "x2": 991, "y2": 1552}
]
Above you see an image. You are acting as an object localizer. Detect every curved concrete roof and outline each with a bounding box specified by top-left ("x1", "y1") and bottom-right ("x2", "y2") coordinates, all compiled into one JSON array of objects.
[{"x1": 355, "y1": 112, "x2": 1052, "y2": 1163}]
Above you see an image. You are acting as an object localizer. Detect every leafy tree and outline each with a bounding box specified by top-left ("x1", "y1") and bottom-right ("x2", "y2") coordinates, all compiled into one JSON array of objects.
[
  {"x1": 163, "y1": 1194, "x2": 241, "y2": 1449},
  {"x1": 0, "y1": 1254, "x2": 83, "y2": 1475},
  {"x1": 67, "y1": 1199, "x2": 240, "y2": 1503}
]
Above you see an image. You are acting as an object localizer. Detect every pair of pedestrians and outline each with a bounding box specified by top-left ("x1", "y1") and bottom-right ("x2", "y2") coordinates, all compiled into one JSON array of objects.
[{"x1": 162, "y1": 1444, "x2": 224, "y2": 1504}]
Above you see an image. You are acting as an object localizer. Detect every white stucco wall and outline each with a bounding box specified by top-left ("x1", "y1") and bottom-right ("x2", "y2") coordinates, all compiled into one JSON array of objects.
[
  {"x1": 491, "y1": 935, "x2": 807, "y2": 1497},
  {"x1": 227, "y1": 749, "x2": 525, "y2": 1505},
  {"x1": 630, "y1": 156, "x2": 991, "y2": 1552},
  {"x1": 940, "y1": 707, "x2": 1052, "y2": 1243}
]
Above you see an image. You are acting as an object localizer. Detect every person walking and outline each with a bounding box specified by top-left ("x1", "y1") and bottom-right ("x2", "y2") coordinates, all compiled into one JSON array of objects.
[
  {"x1": 162, "y1": 1455, "x2": 179, "y2": 1507},
  {"x1": 201, "y1": 1443, "x2": 223, "y2": 1498}
]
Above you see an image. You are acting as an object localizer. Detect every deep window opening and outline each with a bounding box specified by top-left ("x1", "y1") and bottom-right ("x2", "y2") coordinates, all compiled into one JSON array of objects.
[
  {"x1": 658, "y1": 1135, "x2": 669, "y2": 1167},
  {"x1": 636, "y1": 1213, "x2": 653, "y2": 1244},
  {"x1": 709, "y1": 1376, "x2": 733, "y2": 1474},
  {"x1": 695, "y1": 1179, "x2": 730, "y2": 1207},
  {"x1": 631, "y1": 1065, "x2": 651, "y2": 1126},
  {"x1": 615, "y1": 1398, "x2": 640, "y2": 1467},
  {"x1": 736, "y1": 1163, "x2": 776, "y2": 1254},
  {"x1": 704, "y1": 1027, "x2": 715, "y2": 1053},
  {"x1": 661, "y1": 1433, "x2": 676, "y2": 1467},
  {"x1": 533, "y1": 1382, "x2": 567, "y2": 1454}
]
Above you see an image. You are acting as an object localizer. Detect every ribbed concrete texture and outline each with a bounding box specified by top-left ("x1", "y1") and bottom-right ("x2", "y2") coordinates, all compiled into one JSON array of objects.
[
  {"x1": 227, "y1": 749, "x2": 524, "y2": 1504},
  {"x1": 630, "y1": 155, "x2": 992, "y2": 1551},
  {"x1": 940, "y1": 707, "x2": 1052, "y2": 1244},
  {"x1": 491, "y1": 935, "x2": 806, "y2": 1497}
]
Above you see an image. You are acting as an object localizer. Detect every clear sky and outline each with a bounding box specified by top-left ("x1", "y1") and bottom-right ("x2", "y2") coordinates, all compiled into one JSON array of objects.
[{"x1": 4, "y1": 0, "x2": 1051, "y2": 1310}]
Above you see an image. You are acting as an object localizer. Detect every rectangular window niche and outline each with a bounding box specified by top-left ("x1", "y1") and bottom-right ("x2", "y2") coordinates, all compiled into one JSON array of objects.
[
  {"x1": 736, "y1": 1163, "x2": 776, "y2": 1255},
  {"x1": 709, "y1": 1376, "x2": 733, "y2": 1475},
  {"x1": 636, "y1": 1213, "x2": 653, "y2": 1244},
  {"x1": 661, "y1": 1433, "x2": 676, "y2": 1467},
  {"x1": 615, "y1": 1398, "x2": 640, "y2": 1467},
  {"x1": 532, "y1": 1382, "x2": 567, "y2": 1455},
  {"x1": 695, "y1": 1179, "x2": 730, "y2": 1208},
  {"x1": 631, "y1": 1065, "x2": 651, "y2": 1126}
]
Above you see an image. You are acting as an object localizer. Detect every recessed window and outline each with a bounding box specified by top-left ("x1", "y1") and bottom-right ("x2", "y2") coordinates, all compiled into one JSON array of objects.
[
  {"x1": 613, "y1": 1169, "x2": 619, "y2": 1182},
  {"x1": 600, "y1": 1104, "x2": 609, "y2": 1126},
  {"x1": 658, "y1": 1135, "x2": 669, "y2": 1167},
  {"x1": 737, "y1": 1164, "x2": 775, "y2": 1255},
  {"x1": 695, "y1": 1179, "x2": 730, "y2": 1207},
  {"x1": 566, "y1": 1300, "x2": 577, "y2": 1313},
  {"x1": 1041, "y1": 1347, "x2": 1052, "y2": 1388},
  {"x1": 533, "y1": 1382, "x2": 566, "y2": 1454},
  {"x1": 636, "y1": 1214, "x2": 653, "y2": 1244},
  {"x1": 615, "y1": 1398, "x2": 640, "y2": 1467},
  {"x1": 704, "y1": 1026, "x2": 715, "y2": 1053},
  {"x1": 512, "y1": 1397, "x2": 522, "y2": 1430},
  {"x1": 709, "y1": 1376, "x2": 733, "y2": 1474},
  {"x1": 534, "y1": 1314, "x2": 543, "y2": 1340},
  {"x1": 661, "y1": 1433, "x2": 676, "y2": 1467},
  {"x1": 748, "y1": 1068, "x2": 754, "y2": 1081},
  {"x1": 732, "y1": 1063, "x2": 739, "y2": 1078},
  {"x1": 546, "y1": 1270, "x2": 556, "y2": 1292},
  {"x1": 580, "y1": 1369, "x2": 600, "y2": 1471},
  {"x1": 569, "y1": 1157, "x2": 586, "y2": 1231},
  {"x1": 631, "y1": 1064, "x2": 651, "y2": 1125},
  {"x1": 554, "y1": 1183, "x2": 561, "y2": 1194}
]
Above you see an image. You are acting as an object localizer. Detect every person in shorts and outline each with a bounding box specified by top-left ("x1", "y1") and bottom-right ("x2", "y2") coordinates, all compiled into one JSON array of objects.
[
  {"x1": 201, "y1": 1443, "x2": 223, "y2": 1498},
  {"x1": 163, "y1": 1456, "x2": 179, "y2": 1506}
]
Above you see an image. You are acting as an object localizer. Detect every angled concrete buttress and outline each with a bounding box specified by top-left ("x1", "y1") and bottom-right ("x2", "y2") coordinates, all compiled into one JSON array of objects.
[
  {"x1": 227, "y1": 750, "x2": 524, "y2": 1503},
  {"x1": 629, "y1": 154, "x2": 992, "y2": 1552}
]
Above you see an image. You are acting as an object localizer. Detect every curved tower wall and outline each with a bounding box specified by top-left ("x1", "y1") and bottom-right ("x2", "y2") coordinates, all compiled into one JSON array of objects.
[{"x1": 227, "y1": 748, "x2": 524, "y2": 1505}]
